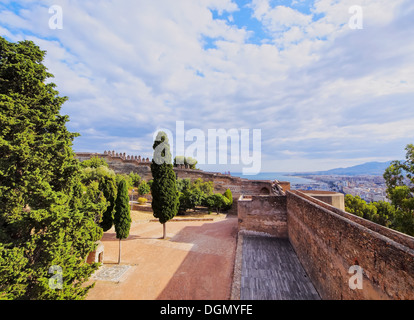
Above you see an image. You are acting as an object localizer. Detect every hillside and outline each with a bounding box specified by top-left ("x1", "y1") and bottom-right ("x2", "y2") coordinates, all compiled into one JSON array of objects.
[{"x1": 293, "y1": 161, "x2": 394, "y2": 176}]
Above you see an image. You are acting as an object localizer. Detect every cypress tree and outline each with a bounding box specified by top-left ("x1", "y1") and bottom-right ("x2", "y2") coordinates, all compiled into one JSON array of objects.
[
  {"x1": 151, "y1": 131, "x2": 179, "y2": 239},
  {"x1": 0, "y1": 37, "x2": 105, "y2": 299},
  {"x1": 99, "y1": 175, "x2": 117, "y2": 232},
  {"x1": 113, "y1": 179, "x2": 131, "y2": 264}
]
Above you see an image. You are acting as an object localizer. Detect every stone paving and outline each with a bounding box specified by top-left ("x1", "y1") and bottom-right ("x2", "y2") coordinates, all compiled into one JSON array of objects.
[
  {"x1": 240, "y1": 235, "x2": 320, "y2": 300},
  {"x1": 91, "y1": 265, "x2": 132, "y2": 282}
]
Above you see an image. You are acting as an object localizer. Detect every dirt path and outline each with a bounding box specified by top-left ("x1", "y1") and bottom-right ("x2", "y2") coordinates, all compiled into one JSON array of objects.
[{"x1": 85, "y1": 214, "x2": 238, "y2": 300}]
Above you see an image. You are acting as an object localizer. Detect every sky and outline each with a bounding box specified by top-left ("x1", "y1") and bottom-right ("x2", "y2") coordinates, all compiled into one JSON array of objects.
[{"x1": 1, "y1": 0, "x2": 413, "y2": 173}]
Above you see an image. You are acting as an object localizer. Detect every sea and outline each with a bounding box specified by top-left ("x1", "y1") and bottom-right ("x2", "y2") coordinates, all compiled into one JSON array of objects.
[{"x1": 229, "y1": 172, "x2": 317, "y2": 185}]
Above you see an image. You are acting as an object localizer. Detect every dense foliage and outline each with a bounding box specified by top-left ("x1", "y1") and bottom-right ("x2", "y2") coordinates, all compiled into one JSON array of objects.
[
  {"x1": 137, "y1": 180, "x2": 150, "y2": 196},
  {"x1": 0, "y1": 37, "x2": 105, "y2": 299},
  {"x1": 79, "y1": 159, "x2": 117, "y2": 232},
  {"x1": 177, "y1": 178, "x2": 213, "y2": 213},
  {"x1": 205, "y1": 193, "x2": 230, "y2": 214},
  {"x1": 345, "y1": 144, "x2": 414, "y2": 236}
]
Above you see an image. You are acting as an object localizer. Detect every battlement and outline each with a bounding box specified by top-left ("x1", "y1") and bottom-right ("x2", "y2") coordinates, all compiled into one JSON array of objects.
[{"x1": 76, "y1": 151, "x2": 151, "y2": 164}]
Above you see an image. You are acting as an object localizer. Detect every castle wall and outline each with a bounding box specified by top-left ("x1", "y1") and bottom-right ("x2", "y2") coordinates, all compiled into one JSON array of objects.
[
  {"x1": 75, "y1": 153, "x2": 288, "y2": 216},
  {"x1": 238, "y1": 195, "x2": 288, "y2": 238},
  {"x1": 175, "y1": 169, "x2": 276, "y2": 215},
  {"x1": 287, "y1": 190, "x2": 414, "y2": 300},
  {"x1": 77, "y1": 152, "x2": 414, "y2": 299}
]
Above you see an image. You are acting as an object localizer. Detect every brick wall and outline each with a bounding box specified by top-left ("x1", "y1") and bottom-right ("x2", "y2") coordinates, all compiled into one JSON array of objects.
[{"x1": 287, "y1": 191, "x2": 414, "y2": 300}]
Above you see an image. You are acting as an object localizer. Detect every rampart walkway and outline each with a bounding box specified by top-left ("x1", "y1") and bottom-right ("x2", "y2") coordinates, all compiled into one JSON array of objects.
[{"x1": 240, "y1": 235, "x2": 320, "y2": 300}]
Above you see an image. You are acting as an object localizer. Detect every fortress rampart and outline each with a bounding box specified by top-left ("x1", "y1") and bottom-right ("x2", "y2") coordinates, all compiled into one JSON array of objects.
[
  {"x1": 237, "y1": 191, "x2": 414, "y2": 300},
  {"x1": 77, "y1": 151, "x2": 414, "y2": 299},
  {"x1": 75, "y1": 151, "x2": 290, "y2": 200}
]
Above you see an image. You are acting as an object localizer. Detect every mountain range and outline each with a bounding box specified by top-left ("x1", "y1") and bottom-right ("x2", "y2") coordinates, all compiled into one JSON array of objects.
[{"x1": 292, "y1": 161, "x2": 395, "y2": 176}]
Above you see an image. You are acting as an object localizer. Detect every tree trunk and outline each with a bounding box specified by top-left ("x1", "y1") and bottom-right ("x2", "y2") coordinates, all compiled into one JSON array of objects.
[
  {"x1": 118, "y1": 239, "x2": 121, "y2": 264},
  {"x1": 163, "y1": 223, "x2": 166, "y2": 239}
]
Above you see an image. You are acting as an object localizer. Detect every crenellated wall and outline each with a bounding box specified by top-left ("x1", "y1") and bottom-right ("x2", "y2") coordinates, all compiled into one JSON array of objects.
[{"x1": 76, "y1": 152, "x2": 153, "y2": 180}]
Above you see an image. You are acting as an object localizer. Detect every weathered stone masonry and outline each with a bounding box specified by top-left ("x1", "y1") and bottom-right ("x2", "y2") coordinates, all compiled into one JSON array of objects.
[
  {"x1": 238, "y1": 195, "x2": 287, "y2": 238},
  {"x1": 238, "y1": 191, "x2": 414, "y2": 300},
  {"x1": 75, "y1": 152, "x2": 289, "y2": 213},
  {"x1": 287, "y1": 190, "x2": 414, "y2": 300}
]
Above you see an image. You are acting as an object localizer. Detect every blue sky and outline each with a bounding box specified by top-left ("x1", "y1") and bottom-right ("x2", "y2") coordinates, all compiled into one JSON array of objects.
[{"x1": 1, "y1": 0, "x2": 414, "y2": 173}]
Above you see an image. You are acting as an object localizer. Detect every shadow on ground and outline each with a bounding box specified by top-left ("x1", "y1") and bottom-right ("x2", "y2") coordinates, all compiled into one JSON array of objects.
[{"x1": 156, "y1": 216, "x2": 238, "y2": 300}]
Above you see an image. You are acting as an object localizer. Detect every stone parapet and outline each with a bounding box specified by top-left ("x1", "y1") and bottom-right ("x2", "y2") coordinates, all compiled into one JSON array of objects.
[
  {"x1": 287, "y1": 190, "x2": 414, "y2": 300},
  {"x1": 237, "y1": 195, "x2": 288, "y2": 238}
]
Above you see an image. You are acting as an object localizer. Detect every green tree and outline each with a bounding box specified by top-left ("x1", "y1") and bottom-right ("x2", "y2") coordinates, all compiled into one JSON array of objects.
[
  {"x1": 138, "y1": 180, "x2": 150, "y2": 196},
  {"x1": 113, "y1": 179, "x2": 131, "y2": 264},
  {"x1": 178, "y1": 187, "x2": 204, "y2": 213},
  {"x1": 177, "y1": 178, "x2": 192, "y2": 193},
  {"x1": 129, "y1": 172, "x2": 142, "y2": 188},
  {"x1": 372, "y1": 201, "x2": 396, "y2": 228},
  {"x1": 383, "y1": 144, "x2": 414, "y2": 235},
  {"x1": 223, "y1": 188, "x2": 233, "y2": 211},
  {"x1": 0, "y1": 37, "x2": 105, "y2": 299},
  {"x1": 151, "y1": 131, "x2": 179, "y2": 239},
  {"x1": 345, "y1": 195, "x2": 377, "y2": 220},
  {"x1": 176, "y1": 178, "x2": 214, "y2": 214},
  {"x1": 185, "y1": 157, "x2": 198, "y2": 169},
  {"x1": 80, "y1": 156, "x2": 109, "y2": 169},
  {"x1": 173, "y1": 156, "x2": 185, "y2": 167},
  {"x1": 206, "y1": 193, "x2": 230, "y2": 215},
  {"x1": 116, "y1": 173, "x2": 132, "y2": 189},
  {"x1": 174, "y1": 156, "x2": 198, "y2": 169},
  {"x1": 79, "y1": 164, "x2": 117, "y2": 232},
  {"x1": 192, "y1": 178, "x2": 214, "y2": 198},
  {"x1": 99, "y1": 175, "x2": 117, "y2": 232}
]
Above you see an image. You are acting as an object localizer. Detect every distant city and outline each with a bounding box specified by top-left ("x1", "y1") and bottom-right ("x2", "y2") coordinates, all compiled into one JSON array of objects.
[
  {"x1": 290, "y1": 174, "x2": 388, "y2": 203},
  {"x1": 231, "y1": 160, "x2": 396, "y2": 203}
]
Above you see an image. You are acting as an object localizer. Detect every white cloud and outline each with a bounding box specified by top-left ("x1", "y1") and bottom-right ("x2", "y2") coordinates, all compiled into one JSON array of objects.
[{"x1": 1, "y1": 0, "x2": 413, "y2": 171}]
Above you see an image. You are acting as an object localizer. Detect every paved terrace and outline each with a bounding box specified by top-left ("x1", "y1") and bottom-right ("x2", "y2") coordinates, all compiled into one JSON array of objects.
[{"x1": 86, "y1": 212, "x2": 321, "y2": 300}]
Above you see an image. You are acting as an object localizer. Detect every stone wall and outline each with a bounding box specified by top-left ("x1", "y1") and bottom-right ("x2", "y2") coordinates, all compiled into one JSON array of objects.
[
  {"x1": 287, "y1": 190, "x2": 414, "y2": 300},
  {"x1": 174, "y1": 168, "x2": 283, "y2": 198},
  {"x1": 298, "y1": 190, "x2": 345, "y2": 210},
  {"x1": 76, "y1": 152, "x2": 153, "y2": 180},
  {"x1": 75, "y1": 152, "x2": 290, "y2": 215},
  {"x1": 238, "y1": 195, "x2": 288, "y2": 238}
]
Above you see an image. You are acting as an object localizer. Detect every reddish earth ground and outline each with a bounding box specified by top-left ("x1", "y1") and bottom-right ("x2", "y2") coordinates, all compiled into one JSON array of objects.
[{"x1": 85, "y1": 214, "x2": 238, "y2": 300}]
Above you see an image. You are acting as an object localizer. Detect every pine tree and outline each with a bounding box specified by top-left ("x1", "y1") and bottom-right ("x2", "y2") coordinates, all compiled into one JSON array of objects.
[
  {"x1": 113, "y1": 179, "x2": 131, "y2": 264},
  {"x1": 0, "y1": 37, "x2": 105, "y2": 299},
  {"x1": 151, "y1": 131, "x2": 179, "y2": 239}
]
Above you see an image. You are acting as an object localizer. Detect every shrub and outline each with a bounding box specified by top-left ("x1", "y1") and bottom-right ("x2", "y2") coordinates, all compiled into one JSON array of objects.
[
  {"x1": 138, "y1": 180, "x2": 151, "y2": 195},
  {"x1": 205, "y1": 193, "x2": 230, "y2": 214},
  {"x1": 138, "y1": 197, "x2": 147, "y2": 204},
  {"x1": 223, "y1": 188, "x2": 233, "y2": 211},
  {"x1": 129, "y1": 172, "x2": 142, "y2": 188}
]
